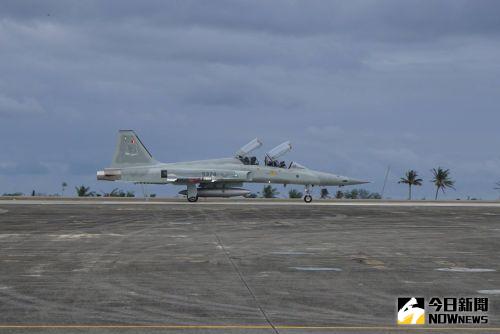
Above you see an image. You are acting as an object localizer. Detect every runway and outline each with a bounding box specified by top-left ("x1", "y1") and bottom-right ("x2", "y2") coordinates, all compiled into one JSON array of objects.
[{"x1": 0, "y1": 200, "x2": 499, "y2": 333}]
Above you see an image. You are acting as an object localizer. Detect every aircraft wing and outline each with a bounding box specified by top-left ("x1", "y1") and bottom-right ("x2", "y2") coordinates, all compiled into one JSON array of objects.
[{"x1": 168, "y1": 170, "x2": 250, "y2": 184}]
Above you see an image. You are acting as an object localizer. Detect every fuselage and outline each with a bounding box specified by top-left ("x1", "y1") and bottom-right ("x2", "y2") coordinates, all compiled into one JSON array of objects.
[{"x1": 100, "y1": 157, "x2": 367, "y2": 187}]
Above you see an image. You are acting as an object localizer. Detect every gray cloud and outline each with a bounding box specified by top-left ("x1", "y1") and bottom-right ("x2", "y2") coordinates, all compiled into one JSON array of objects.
[
  {"x1": 0, "y1": 94, "x2": 45, "y2": 116},
  {"x1": 0, "y1": 161, "x2": 50, "y2": 175},
  {"x1": 3, "y1": 0, "x2": 500, "y2": 40}
]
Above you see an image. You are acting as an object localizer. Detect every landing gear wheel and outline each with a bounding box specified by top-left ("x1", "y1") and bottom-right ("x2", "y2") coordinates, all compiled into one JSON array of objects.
[
  {"x1": 187, "y1": 196, "x2": 198, "y2": 202},
  {"x1": 304, "y1": 195, "x2": 313, "y2": 203}
]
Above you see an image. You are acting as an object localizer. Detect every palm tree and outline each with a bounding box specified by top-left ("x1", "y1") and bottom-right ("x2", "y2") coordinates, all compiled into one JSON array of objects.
[
  {"x1": 320, "y1": 188, "x2": 330, "y2": 199},
  {"x1": 75, "y1": 185, "x2": 95, "y2": 197},
  {"x1": 398, "y1": 170, "x2": 423, "y2": 200},
  {"x1": 288, "y1": 189, "x2": 303, "y2": 199},
  {"x1": 61, "y1": 182, "x2": 68, "y2": 196},
  {"x1": 262, "y1": 185, "x2": 279, "y2": 198},
  {"x1": 431, "y1": 167, "x2": 455, "y2": 200}
]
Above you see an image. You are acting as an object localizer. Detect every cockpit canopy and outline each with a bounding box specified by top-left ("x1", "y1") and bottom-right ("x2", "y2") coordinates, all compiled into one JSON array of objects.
[
  {"x1": 265, "y1": 141, "x2": 292, "y2": 161},
  {"x1": 236, "y1": 138, "x2": 262, "y2": 165},
  {"x1": 264, "y1": 141, "x2": 292, "y2": 168},
  {"x1": 235, "y1": 138, "x2": 262, "y2": 158}
]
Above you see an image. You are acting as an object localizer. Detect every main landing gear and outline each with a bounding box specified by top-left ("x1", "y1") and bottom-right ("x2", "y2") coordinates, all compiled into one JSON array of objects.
[
  {"x1": 187, "y1": 183, "x2": 198, "y2": 203},
  {"x1": 303, "y1": 184, "x2": 313, "y2": 203}
]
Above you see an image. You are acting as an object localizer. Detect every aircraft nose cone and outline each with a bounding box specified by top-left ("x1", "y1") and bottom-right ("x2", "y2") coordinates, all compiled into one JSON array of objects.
[
  {"x1": 318, "y1": 172, "x2": 370, "y2": 186},
  {"x1": 349, "y1": 178, "x2": 370, "y2": 185},
  {"x1": 340, "y1": 177, "x2": 370, "y2": 186}
]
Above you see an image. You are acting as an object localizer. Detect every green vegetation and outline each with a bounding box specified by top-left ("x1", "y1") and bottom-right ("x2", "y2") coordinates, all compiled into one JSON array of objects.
[
  {"x1": 398, "y1": 170, "x2": 423, "y2": 200},
  {"x1": 75, "y1": 185, "x2": 96, "y2": 197},
  {"x1": 262, "y1": 185, "x2": 279, "y2": 198},
  {"x1": 320, "y1": 188, "x2": 330, "y2": 199},
  {"x1": 335, "y1": 188, "x2": 381, "y2": 199},
  {"x1": 288, "y1": 189, "x2": 303, "y2": 198},
  {"x1": 103, "y1": 188, "x2": 135, "y2": 197},
  {"x1": 431, "y1": 167, "x2": 455, "y2": 200},
  {"x1": 2, "y1": 192, "x2": 23, "y2": 196}
]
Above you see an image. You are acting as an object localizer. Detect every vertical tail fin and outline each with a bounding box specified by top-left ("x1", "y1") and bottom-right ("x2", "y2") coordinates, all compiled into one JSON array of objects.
[{"x1": 110, "y1": 130, "x2": 158, "y2": 167}]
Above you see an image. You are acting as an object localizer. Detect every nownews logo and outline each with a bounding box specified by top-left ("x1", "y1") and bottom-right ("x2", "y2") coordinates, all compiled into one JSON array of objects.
[
  {"x1": 397, "y1": 297, "x2": 489, "y2": 326},
  {"x1": 397, "y1": 297, "x2": 425, "y2": 325}
]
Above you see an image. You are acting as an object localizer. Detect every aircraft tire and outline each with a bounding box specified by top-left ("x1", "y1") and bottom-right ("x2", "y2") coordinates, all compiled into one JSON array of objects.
[
  {"x1": 187, "y1": 196, "x2": 199, "y2": 202},
  {"x1": 304, "y1": 195, "x2": 312, "y2": 203}
]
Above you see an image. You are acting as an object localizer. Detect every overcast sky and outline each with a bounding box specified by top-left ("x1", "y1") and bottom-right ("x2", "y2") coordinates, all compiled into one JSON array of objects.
[{"x1": 1, "y1": 0, "x2": 499, "y2": 199}]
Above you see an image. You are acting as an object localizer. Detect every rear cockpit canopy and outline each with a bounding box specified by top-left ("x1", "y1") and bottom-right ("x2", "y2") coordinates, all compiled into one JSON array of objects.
[
  {"x1": 236, "y1": 138, "x2": 262, "y2": 165},
  {"x1": 236, "y1": 138, "x2": 262, "y2": 157}
]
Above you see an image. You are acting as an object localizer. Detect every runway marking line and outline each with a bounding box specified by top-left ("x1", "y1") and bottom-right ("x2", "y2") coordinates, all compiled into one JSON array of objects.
[{"x1": 0, "y1": 325, "x2": 499, "y2": 331}]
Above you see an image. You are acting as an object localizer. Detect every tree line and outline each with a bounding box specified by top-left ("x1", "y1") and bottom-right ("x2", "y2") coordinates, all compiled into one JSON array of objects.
[{"x1": 258, "y1": 185, "x2": 381, "y2": 199}]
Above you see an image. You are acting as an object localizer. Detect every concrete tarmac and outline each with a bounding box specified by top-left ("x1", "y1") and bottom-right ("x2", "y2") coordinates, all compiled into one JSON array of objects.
[{"x1": 0, "y1": 200, "x2": 499, "y2": 333}]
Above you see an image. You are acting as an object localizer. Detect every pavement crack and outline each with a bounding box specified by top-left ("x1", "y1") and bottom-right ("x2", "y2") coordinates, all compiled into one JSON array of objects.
[{"x1": 214, "y1": 233, "x2": 279, "y2": 334}]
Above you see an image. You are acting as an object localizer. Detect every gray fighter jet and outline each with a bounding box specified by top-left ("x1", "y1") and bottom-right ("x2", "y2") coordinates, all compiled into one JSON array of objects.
[{"x1": 97, "y1": 130, "x2": 368, "y2": 202}]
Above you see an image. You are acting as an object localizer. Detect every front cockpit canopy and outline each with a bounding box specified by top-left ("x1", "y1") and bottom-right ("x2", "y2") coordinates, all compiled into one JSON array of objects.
[
  {"x1": 265, "y1": 141, "x2": 292, "y2": 168},
  {"x1": 266, "y1": 141, "x2": 292, "y2": 160}
]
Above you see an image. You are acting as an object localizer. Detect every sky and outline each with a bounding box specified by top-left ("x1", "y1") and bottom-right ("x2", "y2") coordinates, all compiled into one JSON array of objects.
[{"x1": 1, "y1": 0, "x2": 500, "y2": 199}]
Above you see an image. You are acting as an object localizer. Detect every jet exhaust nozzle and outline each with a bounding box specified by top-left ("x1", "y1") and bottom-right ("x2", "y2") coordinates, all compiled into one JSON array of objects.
[{"x1": 97, "y1": 169, "x2": 122, "y2": 181}]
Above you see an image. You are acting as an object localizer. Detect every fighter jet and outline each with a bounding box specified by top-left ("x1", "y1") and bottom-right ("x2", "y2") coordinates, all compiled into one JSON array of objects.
[{"x1": 97, "y1": 130, "x2": 368, "y2": 202}]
